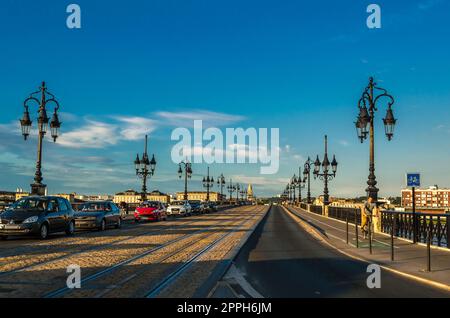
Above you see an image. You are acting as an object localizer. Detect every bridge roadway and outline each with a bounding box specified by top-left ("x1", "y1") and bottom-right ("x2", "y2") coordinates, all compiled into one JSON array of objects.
[
  {"x1": 218, "y1": 205, "x2": 450, "y2": 297},
  {"x1": 0, "y1": 205, "x2": 268, "y2": 298}
]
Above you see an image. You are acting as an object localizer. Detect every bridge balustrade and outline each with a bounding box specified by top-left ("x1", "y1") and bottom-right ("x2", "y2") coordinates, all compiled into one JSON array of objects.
[
  {"x1": 310, "y1": 205, "x2": 323, "y2": 215},
  {"x1": 328, "y1": 206, "x2": 361, "y2": 225},
  {"x1": 381, "y1": 210, "x2": 449, "y2": 248}
]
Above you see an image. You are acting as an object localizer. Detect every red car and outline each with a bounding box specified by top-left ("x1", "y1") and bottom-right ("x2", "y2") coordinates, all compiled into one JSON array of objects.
[{"x1": 134, "y1": 201, "x2": 167, "y2": 222}]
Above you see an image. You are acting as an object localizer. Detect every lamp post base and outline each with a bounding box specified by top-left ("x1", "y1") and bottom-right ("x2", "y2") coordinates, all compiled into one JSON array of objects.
[{"x1": 31, "y1": 183, "x2": 47, "y2": 196}]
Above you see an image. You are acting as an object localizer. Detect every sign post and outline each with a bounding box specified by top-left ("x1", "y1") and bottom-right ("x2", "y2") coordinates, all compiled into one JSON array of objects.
[{"x1": 406, "y1": 173, "x2": 420, "y2": 243}]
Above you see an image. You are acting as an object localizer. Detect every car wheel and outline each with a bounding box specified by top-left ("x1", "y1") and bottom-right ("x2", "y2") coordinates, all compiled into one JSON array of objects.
[
  {"x1": 99, "y1": 219, "x2": 106, "y2": 231},
  {"x1": 115, "y1": 218, "x2": 121, "y2": 229},
  {"x1": 65, "y1": 221, "x2": 75, "y2": 236},
  {"x1": 39, "y1": 223, "x2": 49, "y2": 240}
]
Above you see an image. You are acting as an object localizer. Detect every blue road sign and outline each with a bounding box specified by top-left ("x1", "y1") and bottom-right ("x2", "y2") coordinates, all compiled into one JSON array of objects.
[{"x1": 406, "y1": 173, "x2": 420, "y2": 187}]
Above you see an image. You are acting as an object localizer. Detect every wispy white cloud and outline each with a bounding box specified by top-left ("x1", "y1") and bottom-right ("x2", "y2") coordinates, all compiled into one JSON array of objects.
[
  {"x1": 418, "y1": 0, "x2": 443, "y2": 10},
  {"x1": 58, "y1": 116, "x2": 157, "y2": 149},
  {"x1": 58, "y1": 120, "x2": 120, "y2": 149},
  {"x1": 114, "y1": 116, "x2": 157, "y2": 141},
  {"x1": 155, "y1": 110, "x2": 245, "y2": 127}
]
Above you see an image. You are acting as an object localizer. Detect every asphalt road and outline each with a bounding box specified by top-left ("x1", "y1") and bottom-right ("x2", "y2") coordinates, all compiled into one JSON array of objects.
[{"x1": 233, "y1": 205, "x2": 450, "y2": 298}]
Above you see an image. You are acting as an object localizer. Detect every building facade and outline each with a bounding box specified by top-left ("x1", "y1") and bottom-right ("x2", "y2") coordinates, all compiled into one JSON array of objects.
[
  {"x1": 113, "y1": 189, "x2": 170, "y2": 204},
  {"x1": 402, "y1": 186, "x2": 450, "y2": 208},
  {"x1": 54, "y1": 193, "x2": 76, "y2": 203},
  {"x1": 74, "y1": 194, "x2": 114, "y2": 202},
  {"x1": 175, "y1": 191, "x2": 224, "y2": 202}
]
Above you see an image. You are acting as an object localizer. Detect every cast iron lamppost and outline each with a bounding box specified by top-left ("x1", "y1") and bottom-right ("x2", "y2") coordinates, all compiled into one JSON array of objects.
[
  {"x1": 202, "y1": 167, "x2": 214, "y2": 202},
  {"x1": 239, "y1": 188, "x2": 247, "y2": 202},
  {"x1": 217, "y1": 174, "x2": 226, "y2": 204},
  {"x1": 134, "y1": 135, "x2": 156, "y2": 202},
  {"x1": 303, "y1": 157, "x2": 313, "y2": 204},
  {"x1": 178, "y1": 159, "x2": 192, "y2": 200},
  {"x1": 355, "y1": 77, "x2": 396, "y2": 202},
  {"x1": 293, "y1": 172, "x2": 305, "y2": 205},
  {"x1": 290, "y1": 176, "x2": 297, "y2": 204},
  {"x1": 313, "y1": 135, "x2": 338, "y2": 206},
  {"x1": 227, "y1": 179, "x2": 235, "y2": 204},
  {"x1": 20, "y1": 81, "x2": 61, "y2": 196},
  {"x1": 285, "y1": 184, "x2": 291, "y2": 203},
  {"x1": 235, "y1": 183, "x2": 241, "y2": 203}
]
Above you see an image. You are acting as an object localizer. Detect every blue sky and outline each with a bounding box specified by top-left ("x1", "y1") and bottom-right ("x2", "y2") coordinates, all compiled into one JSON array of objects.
[{"x1": 0, "y1": 0, "x2": 449, "y2": 198}]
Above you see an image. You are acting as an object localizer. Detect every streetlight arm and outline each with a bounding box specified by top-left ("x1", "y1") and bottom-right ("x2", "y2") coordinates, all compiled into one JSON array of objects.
[
  {"x1": 45, "y1": 98, "x2": 60, "y2": 112},
  {"x1": 23, "y1": 96, "x2": 40, "y2": 108},
  {"x1": 373, "y1": 93, "x2": 394, "y2": 107}
]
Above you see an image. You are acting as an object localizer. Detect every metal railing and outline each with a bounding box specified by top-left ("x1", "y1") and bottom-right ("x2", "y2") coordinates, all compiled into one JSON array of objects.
[
  {"x1": 381, "y1": 210, "x2": 449, "y2": 248},
  {"x1": 328, "y1": 206, "x2": 361, "y2": 225},
  {"x1": 310, "y1": 205, "x2": 323, "y2": 215}
]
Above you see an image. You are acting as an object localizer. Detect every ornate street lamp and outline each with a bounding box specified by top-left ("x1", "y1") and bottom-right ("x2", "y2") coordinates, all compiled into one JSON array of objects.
[
  {"x1": 239, "y1": 188, "x2": 247, "y2": 202},
  {"x1": 292, "y1": 171, "x2": 305, "y2": 205},
  {"x1": 290, "y1": 176, "x2": 297, "y2": 204},
  {"x1": 178, "y1": 159, "x2": 192, "y2": 200},
  {"x1": 216, "y1": 174, "x2": 226, "y2": 204},
  {"x1": 355, "y1": 77, "x2": 396, "y2": 201},
  {"x1": 313, "y1": 135, "x2": 338, "y2": 205},
  {"x1": 235, "y1": 183, "x2": 241, "y2": 203},
  {"x1": 202, "y1": 167, "x2": 214, "y2": 202},
  {"x1": 20, "y1": 82, "x2": 61, "y2": 196},
  {"x1": 227, "y1": 179, "x2": 235, "y2": 204},
  {"x1": 303, "y1": 157, "x2": 313, "y2": 204},
  {"x1": 285, "y1": 184, "x2": 291, "y2": 203},
  {"x1": 134, "y1": 135, "x2": 156, "y2": 202}
]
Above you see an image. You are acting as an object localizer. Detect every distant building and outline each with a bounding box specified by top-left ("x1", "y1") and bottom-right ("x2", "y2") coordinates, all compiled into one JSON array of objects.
[
  {"x1": 0, "y1": 191, "x2": 16, "y2": 210},
  {"x1": 313, "y1": 195, "x2": 336, "y2": 205},
  {"x1": 53, "y1": 193, "x2": 76, "y2": 203},
  {"x1": 247, "y1": 184, "x2": 256, "y2": 202},
  {"x1": 15, "y1": 191, "x2": 31, "y2": 201},
  {"x1": 74, "y1": 194, "x2": 114, "y2": 202},
  {"x1": 113, "y1": 189, "x2": 170, "y2": 204},
  {"x1": 402, "y1": 186, "x2": 450, "y2": 208},
  {"x1": 175, "y1": 191, "x2": 224, "y2": 202}
]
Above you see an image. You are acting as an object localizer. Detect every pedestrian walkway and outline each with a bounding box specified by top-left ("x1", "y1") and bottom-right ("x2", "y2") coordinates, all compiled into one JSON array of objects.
[{"x1": 287, "y1": 205, "x2": 450, "y2": 290}]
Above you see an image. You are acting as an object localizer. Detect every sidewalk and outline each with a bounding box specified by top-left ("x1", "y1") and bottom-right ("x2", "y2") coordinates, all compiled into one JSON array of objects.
[{"x1": 286, "y1": 205, "x2": 450, "y2": 291}]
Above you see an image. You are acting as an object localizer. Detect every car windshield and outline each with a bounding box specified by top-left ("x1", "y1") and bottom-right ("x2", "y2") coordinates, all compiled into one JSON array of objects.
[
  {"x1": 189, "y1": 201, "x2": 200, "y2": 204},
  {"x1": 141, "y1": 202, "x2": 159, "y2": 208},
  {"x1": 171, "y1": 201, "x2": 185, "y2": 205},
  {"x1": 11, "y1": 198, "x2": 48, "y2": 211},
  {"x1": 81, "y1": 203, "x2": 111, "y2": 212}
]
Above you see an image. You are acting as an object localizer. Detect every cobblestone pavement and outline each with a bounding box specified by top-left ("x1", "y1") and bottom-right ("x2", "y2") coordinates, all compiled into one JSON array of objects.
[{"x1": 0, "y1": 205, "x2": 268, "y2": 298}]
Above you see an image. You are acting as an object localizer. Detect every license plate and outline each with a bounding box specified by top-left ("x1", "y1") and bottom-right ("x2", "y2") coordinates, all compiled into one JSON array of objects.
[{"x1": 5, "y1": 225, "x2": 21, "y2": 230}]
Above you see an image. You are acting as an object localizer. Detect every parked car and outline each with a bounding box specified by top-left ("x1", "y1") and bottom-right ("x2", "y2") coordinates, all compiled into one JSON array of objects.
[
  {"x1": 167, "y1": 201, "x2": 192, "y2": 216},
  {"x1": 74, "y1": 201, "x2": 122, "y2": 231},
  {"x1": 189, "y1": 200, "x2": 204, "y2": 214},
  {"x1": 134, "y1": 201, "x2": 167, "y2": 222},
  {"x1": 0, "y1": 196, "x2": 75, "y2": 240},
  {"x1": 204, "y1": 202, "x2": 218, "y2": 213}
]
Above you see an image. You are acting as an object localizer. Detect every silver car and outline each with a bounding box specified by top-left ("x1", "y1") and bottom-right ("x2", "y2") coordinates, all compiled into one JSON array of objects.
[{"x1": 166, "y1": 201, "x2": 192, "y2": 216}]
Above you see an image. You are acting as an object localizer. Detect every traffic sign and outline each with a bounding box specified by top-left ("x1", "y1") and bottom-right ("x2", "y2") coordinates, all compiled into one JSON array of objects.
[{"x1": 406, "y1": 173, "x2": 420, "y2": 187}]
